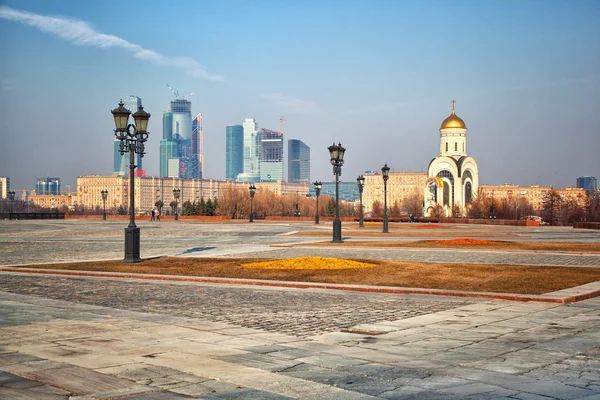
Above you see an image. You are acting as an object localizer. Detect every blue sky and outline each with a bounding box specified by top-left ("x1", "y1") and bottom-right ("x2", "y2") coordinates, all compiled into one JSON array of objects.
[{"x1": 1, "y1": 0, "x2": 599, "y2": 192}]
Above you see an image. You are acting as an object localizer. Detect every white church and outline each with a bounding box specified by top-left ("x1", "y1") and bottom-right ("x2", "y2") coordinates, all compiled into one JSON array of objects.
[{"x1": 424, "y1": 101, "x2": 479, "y2": 217}]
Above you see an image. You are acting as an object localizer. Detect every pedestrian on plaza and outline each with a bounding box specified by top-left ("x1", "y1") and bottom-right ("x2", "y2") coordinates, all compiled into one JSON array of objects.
[
  {"x1": 151, "y1": 208, "x2": 156, "y2": 221},
  {"x1": 156, "y1": 208, "x2": 160, "y2": 221}
]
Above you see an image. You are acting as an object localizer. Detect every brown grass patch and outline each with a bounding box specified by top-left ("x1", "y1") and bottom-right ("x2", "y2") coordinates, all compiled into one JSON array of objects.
[
  {"x1": 12, "y1": 257, "x2": 600, "y2": 295},
  {"x1": 301, "y1": 240, "x2": 600, "y2": 253},
  {"x1": 242, "y1": 257, "x2": 375, "y2": 270},
  {"x1": 291, "y1": 230, "x2": 519, "y2": 238}
]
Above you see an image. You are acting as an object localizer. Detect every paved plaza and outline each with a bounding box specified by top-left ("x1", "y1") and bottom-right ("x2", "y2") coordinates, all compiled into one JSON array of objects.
[{"x1": 0, "y1": 220, "x2": 599, "y2": 399}]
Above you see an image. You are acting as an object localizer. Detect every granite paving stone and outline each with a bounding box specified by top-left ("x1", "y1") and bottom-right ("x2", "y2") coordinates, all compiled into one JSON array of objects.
[{"x1": 1, "y1": 221, "x2": 600, "y2": 399}]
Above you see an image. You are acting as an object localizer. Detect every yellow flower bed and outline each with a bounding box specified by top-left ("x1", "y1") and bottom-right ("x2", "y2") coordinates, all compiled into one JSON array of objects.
[{"x1": 241, "y1": 257, "x2": 375, "y2": 270}]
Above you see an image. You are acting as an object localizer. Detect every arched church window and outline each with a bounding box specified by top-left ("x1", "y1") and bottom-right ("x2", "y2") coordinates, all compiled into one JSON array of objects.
[
  {"x1": 437, "y1": 170, "x2": 454, "y2": 207},
  {"x1": 445, "y1": 143, "x2": 448, "y2": 152},
  {"x1": 455, "y1": 142, "x2": 457, "y2": 151},
  {"x1": 465, "y1": 182, "x2": 472, "y2": 204}
]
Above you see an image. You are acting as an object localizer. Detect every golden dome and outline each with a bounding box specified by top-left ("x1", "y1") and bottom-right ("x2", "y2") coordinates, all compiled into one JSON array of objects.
[{"x1": 440, "y1": 100, "x2": 467, "y2": 130}]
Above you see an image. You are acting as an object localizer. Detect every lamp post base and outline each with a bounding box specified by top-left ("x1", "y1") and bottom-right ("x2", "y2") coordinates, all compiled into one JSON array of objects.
[
  {"x1": 331, "y1": 219, "x2": 343, "y2": 243},
  {"x1": 383, "y1": 219, "x2": 389, "y2": 233},
  {"x1": 122, "y1": 226, "x2": 143, "y2": 263}
]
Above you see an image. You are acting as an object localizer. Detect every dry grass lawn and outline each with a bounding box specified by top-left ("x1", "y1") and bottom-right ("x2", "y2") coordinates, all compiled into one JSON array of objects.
[
  {"x1": 15, "y1": 256, "x2": 600, "y2": 295},
  {"x1": 299, "y1": 239, "x2": 600, "y2": 253}
]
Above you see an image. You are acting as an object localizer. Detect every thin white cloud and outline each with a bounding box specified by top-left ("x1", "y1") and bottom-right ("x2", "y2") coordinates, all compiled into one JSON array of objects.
[
  {"x1": 0, "y1": 6, "x2": 224, "y2": 81},
  {"x1": 262, "y1": 93, "x2": 321, "y2": 114}
]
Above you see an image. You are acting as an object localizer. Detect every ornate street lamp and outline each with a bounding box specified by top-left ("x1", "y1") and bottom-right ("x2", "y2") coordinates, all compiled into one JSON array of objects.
[
  {"x1": 101, "y1": 190, "x2": 108, "y2": 220},
  {"x1": 111, "y1": 100, "x2": 150, "y2": 263},
  {"x1": 173, "y1": 189, "x2": 181, "y2": 221},
  {"x1": 328, "y1": 142, "x2": 346, "y2": 243},
  {"x1": 357, "y1": 175, "x2": 365, "y2": 228},
  {"x1": 382, "y1": 164, "x2": 390, "y2": 233},
  {"x1": 7, "y1": 191, "x2": 15, "y2": 218},
  {"x1": 314, "y1": 181, "x2": 322, "y2": 224},
  {"x1": 249, "y1": 183, "x2": 256, "y2": 222}
]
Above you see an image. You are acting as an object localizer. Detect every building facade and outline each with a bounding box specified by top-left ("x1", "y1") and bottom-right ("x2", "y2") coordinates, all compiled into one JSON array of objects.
[
  {"x1": 0, "y1": 177, "x2": 9, "y2": 199},
  {"x1": 259, "y1": 128, "x2": 284, "y2": 182},
  {"x1": 114, "y1": 95, "x2": 143, "y2": 176},
  {"x1": 362, "y1": 172, "x2": 428, "y2": 214},
  {"x1": 191, "y1": 113, "x2": 203, "y2": 179},
  {"x1": 242, "y1": 118, "x2": 259, "y2": 179},
  {"x1": 424, "y1": 101, "x2": 479, "y2": 216},
  {"x1": 225, "y1": 125, "x2": 244, "y2": 180},
  {"x1": 480, "y1": 185, "x2": 587, "y2": 211},
  {"x1": 35, "y1": 177, "x2": 60, "y2": 195},
  {"x1": 577, "y1": 176, "x2": 597, "y2": 192},
  {"x1": 74, "y1": 175, "x2": 309, "y2": 214},
  {"x1": 288, "y1": 139, "x2": 310, "y2": 182}
]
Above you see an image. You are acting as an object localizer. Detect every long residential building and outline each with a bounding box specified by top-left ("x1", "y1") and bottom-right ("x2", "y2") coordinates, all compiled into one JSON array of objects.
[
  {"x1": 71, "y1": 175, "x2": 309, "y2": 213},
  {"x1": 362, "y1": 171, "x2": 428, "y2": 213},
  {"x1": 479, "y1": 185, "x2": 587, "y2": 210}
]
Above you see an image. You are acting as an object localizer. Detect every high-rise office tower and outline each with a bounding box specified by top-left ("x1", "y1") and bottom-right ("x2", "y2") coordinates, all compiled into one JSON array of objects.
[
  {"x1": 577, "y1": 176, "x2": 597, "y2": 192},
  {"x1": 226, "y1": 125, "x2": 244, "y2": 180},
  {"x1": 243, "y1": 118, "x2": 259, "y2": 177},
  {"x1": 159, "y1": 98, "x2": 199, "y2": 178},
  {"x1": 114, "y1": 95, "x2": 143, "y2": 176},
  {"x1": 36, "y1": 177, "x2": 60, "y2": 195},
  {"x1": 160, "y1": 111, "x2": 176, "y2": 177},
  {"x1": 288, "y1": 139, "x2": 310, "y2": 182},
  {"x1": 258, "y1": 128, "x2": 283, "y2": 182},
  {"x1": 191, "y1": 113, "x2": 203, "y2": 179}
]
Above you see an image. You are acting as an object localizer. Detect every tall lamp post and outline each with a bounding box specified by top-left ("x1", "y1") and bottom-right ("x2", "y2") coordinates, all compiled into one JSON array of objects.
[
  {"x1": 328, "y1": 142, "x2": 345, "y2": 243},
  {"x1": 101, "y1": 190, "x2": 108, "y2": 220},
  {"x1": 357, "y1": 175, "x2": 365, "y2": 228},
  {"x1": 314, "y1": 181, "x2": 322, "y2": 224},
  {"x1": 7, "y1": 191, "x2": 15, "y2": 219},
  {"x1": 111, "y1": 100, "x2": 150, "y2": 263},
  {"x1": 249, "y1": 183, "x2": 256, "y2": 222},
  {"x1": 381, "y1": 164, "x2": 390, "y2": 233},
  {"x1": 173, "y1": 189, "x2": 181, "y2": 220}
]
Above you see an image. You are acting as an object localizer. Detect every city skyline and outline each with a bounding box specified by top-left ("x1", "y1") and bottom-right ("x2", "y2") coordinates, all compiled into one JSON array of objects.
[{"x1": 1, "y1": 1, "x2": 599, "y2": 192}]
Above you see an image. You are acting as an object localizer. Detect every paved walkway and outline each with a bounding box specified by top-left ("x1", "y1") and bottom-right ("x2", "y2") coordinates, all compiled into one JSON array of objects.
[{"x1": 1, "y1": 220, "x2": 599, "y2": 399}]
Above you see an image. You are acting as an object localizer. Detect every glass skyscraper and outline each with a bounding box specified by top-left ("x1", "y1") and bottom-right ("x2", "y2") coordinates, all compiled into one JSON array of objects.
[
  {"x1": 288, "y1": 139, "x2": 310, "y2": 182},
  {"x1": 36, "y1": 177, "x2": 60, "y2": 195},
  {"x1": 226, "y1": 125, "x2": 244, "y2": 180},
  {"x1": 160, "y1": 99, "x2": 200, "y2": 179},
  {"x1": 577, "y1": 176, "x2": 597, "y2": 192},
  {"x1": 191, "y1": 114, "x2": 203, "y2": 179},
  {"x1": 243, "y1": 118, "x2": 259, "y2": 177},
  {"x1": 113, "y1": 95, "x2": 143, "y2": 176},
  {"x1": 259, "y1": 128, "x2": 283, "y2": 182}
]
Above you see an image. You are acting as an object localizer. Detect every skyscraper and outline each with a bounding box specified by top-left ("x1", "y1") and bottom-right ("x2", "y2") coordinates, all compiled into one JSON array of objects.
[
  {"x1": 159, "y1": 98, "x2": 201, "y2": 179},
  {"x1": 288, "y1": 139, "x2": 310, "y2": 182},
  {"x1": 242, "y1": 118, "x2": 259, "y2": 177},
  {"x1": 191, "y1": 114, "x2": 203, "y2": 179},
  {"x1": 225, "y1": 125, "x2": 244, "y2": 180},
  {"x1": 577, "y1": 176, "x2": 597, "y2": 192},
  {"x1": 114, "y1": 95, "x2": 143, "y2": 176},
  {"x1": 258, "y1": 128, "x2": 283, "y2": 182},
  {"x1": 36, "y1": 177, "x2": 60, "y2": 195}
]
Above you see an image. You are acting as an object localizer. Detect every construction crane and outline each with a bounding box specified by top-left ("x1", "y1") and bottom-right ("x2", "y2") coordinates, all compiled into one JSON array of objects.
[
  {"x1": 182, "y1": 91, "x2": 195, "y2": 100},
  {"x1": 167, "y1": 84, "x2": 195, "y2": 100},
  {"x1": 166, "y1": 84, "x2": 179, "y2": 98},
  {"x1": 279, "y1": 116, "x2": 287, "y2": 134}
]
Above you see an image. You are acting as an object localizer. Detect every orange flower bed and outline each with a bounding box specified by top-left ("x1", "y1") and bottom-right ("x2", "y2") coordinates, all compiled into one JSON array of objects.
[
  {"x1": 242, "y1": 257, "x2": 375, "y2": 270},
  {"x1": 427, "y1": 238, "x2": 505, "y2": 245}
]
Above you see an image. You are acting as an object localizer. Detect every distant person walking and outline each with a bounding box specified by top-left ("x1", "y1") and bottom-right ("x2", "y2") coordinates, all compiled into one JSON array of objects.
[
  {"x1": 156, "y1": 208, "x2": 160, "y2": 221},
  {"x1": 151, "y1": 209, "x2": 156, "y2": 221}
]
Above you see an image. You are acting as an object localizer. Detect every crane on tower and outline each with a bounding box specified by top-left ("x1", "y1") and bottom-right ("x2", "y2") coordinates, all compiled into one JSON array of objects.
[
  {"x1": 279, "y1": 116, "x2": 287, "y2": 134},
  {"x1": 166, "y1": 84, "x2": 195, "y2": 100}
]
